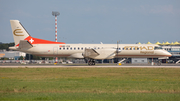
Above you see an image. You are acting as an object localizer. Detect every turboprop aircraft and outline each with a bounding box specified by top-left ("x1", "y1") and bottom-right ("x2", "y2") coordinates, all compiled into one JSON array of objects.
[{"x1": 9, "y1": 20, "x2": 172, "y2": 65}]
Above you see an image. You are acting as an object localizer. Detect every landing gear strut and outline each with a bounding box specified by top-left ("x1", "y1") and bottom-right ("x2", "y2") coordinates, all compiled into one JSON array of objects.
[
  {"x1": 88, "y1": 59, "x2": 95, "y2": 65},
  {"x1": 157, "y1": 60, "x2": 161, "y2": 66}
]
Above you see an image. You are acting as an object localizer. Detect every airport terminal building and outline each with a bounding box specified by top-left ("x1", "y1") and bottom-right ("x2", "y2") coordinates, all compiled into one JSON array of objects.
[{"x1": 0, "y1": 49, "x2": 26, "y2": 60}]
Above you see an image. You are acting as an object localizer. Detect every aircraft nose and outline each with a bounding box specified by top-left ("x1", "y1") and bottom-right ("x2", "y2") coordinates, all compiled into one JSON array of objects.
[{"x1": 166, "y1": 51, "x2": 172, "y2": 57}]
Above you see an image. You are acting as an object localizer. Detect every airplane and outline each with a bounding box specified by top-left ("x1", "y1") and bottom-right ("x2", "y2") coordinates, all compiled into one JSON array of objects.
[{"x1": 9, "y1": 20, "x2": 172, "y2": 65}]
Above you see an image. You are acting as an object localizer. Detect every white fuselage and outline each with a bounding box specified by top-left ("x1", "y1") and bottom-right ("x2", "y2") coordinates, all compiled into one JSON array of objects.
[
  {"x1": 9, "y1": 20, "x2": 172, "y2": 61},
  {"x1": 15, "y1": 43, "x2": 172, "y2": 59}
]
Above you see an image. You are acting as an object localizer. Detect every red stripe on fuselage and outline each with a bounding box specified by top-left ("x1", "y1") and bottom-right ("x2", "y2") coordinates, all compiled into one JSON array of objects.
[{"x1": 24, "y1": 36, "x2": 65, "y2": 44}]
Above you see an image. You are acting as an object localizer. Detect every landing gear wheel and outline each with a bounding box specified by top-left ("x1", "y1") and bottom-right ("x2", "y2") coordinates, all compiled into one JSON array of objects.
[
  {"x1": 92, "y1": 60, "x2": 95, "y2": 65},
  {"x1": 157, "y1": 60, "x2": 161, "y2": 66},
  {"x1": 88, "y1": 62, "x2": 92, "y2": 65},
  {"x1": 88, "y1": 59, "x2": 95, "y2": 65}
]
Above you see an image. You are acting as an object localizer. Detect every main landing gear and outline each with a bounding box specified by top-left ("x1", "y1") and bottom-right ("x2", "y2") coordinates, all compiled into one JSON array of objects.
[{"x1": 88, "y1": 59, "x2": 95, "y2": 65}]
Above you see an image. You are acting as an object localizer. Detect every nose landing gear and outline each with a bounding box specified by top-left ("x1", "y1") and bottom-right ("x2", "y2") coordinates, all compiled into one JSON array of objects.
[{"x1": 157, "y1": 60, "x2": 161, "y2": 66}]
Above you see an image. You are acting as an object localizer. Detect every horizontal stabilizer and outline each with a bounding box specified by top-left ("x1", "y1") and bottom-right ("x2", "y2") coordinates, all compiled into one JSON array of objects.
[{"x1": 19, "y1": 40, "x2": 33, "y2": 48}]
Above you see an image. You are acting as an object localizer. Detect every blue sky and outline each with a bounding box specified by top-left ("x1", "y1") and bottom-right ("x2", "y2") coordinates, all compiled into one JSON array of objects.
[{"x1": 0, "y1": 0, "x2": 180, "y2": 44}]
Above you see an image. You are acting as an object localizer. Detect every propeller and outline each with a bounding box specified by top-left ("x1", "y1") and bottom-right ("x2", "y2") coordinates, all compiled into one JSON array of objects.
[{"x1": 116, "y1": 40, "x2": 121, "y2": 62}]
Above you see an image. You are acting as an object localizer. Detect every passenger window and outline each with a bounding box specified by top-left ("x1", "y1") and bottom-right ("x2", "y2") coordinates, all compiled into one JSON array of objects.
[
  {"x1": 67, "y1": 48, "x2": 69, "y2": 50},
  {"x1": 74, "y1": 48, "x2": 76, "y2": 50},
  {"x1": 81, "y1": 48, "x2": 83, "y2": 50},
  {"x1": 63, "y1": 48, "x2": 65, "y2": 50},
  {"x1": 78, "y1": 47, "x2": 80, "y2": 50},
  {"x1": 59, "y1": 48, "x2": 61, "y2": 50}
]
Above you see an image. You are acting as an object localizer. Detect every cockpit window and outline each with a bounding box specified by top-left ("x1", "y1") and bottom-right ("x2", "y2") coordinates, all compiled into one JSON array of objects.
[{"x1": 154, "y1": 46, "x2": 163, "y2": 50}]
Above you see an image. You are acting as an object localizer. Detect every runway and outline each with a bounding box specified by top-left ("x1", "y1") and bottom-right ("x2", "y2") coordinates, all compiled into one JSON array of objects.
[{"x1": 0, "y1": 64, "x2": 180, "y2": 68}]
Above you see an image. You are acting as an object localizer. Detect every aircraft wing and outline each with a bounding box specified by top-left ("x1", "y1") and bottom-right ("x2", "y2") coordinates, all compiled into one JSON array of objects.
[
  {"x1": 83, "y1": 48, "x2": 116, "y2": 59},
  {"x1": 83, "y1": 49, "x2": 99, "y2": 58},
  {"x1": 19, "y1": 40, "x2": 33, "y2": 49}
]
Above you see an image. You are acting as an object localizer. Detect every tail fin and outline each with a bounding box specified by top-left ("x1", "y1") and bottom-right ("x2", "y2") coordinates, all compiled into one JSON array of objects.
[{"x1": 10, "y1": 20, "x2": 30, "y2": 46}]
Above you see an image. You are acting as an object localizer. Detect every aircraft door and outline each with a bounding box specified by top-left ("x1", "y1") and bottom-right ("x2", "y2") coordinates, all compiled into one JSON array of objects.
[{"x1": 53, "y1": 47, "x2": 58, "y2": 55}]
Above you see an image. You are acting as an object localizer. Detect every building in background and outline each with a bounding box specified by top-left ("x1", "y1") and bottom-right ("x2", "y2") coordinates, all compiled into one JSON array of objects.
[{"x1": 0, "y1": 50, "x2": 26, "y2": 60}]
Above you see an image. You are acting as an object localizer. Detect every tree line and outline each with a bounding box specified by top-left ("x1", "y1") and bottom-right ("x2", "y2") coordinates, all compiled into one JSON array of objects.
[{"x1": 0, "y1": 42, "x2": 15, "y2": 51}]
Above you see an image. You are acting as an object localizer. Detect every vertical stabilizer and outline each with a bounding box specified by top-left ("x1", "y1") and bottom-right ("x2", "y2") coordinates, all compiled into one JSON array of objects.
[{"x1": 10, "y1": 20, "x2": 30, "y2": 46}]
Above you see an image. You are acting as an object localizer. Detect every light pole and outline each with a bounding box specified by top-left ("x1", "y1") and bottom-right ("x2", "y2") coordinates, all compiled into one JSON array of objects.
[
  {"x1": 52, "y1": 11, "x2": 60, "y2": 63},
  {"x1": 52, "y1": 11, "x2": 60, "y2": 42}
]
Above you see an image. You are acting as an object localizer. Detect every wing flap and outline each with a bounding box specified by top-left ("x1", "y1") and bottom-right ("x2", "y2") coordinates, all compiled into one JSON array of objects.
[{"x1": 83, "y1": 49, "x2": 99, "y2": 58}]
